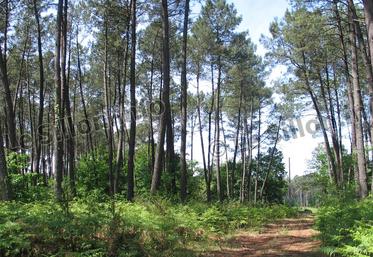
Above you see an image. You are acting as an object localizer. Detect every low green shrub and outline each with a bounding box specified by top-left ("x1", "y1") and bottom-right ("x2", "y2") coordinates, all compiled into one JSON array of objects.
[
  {"x1": 316, "y1": 196, "x2": 373, "y2": 257},
  {"x1": 0, "y1": 198, "x2": 297, "y2": 256}
]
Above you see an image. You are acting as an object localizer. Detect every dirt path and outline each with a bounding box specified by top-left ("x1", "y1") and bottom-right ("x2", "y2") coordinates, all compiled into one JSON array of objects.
[{"x1": 204, "y1": 215, "x2": 325, "y2": 257}]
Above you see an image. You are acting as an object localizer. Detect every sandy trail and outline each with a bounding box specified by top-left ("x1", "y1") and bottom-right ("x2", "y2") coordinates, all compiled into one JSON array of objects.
[{"x1": 203, "y1": 215, "x2": 325, "y2": 257}]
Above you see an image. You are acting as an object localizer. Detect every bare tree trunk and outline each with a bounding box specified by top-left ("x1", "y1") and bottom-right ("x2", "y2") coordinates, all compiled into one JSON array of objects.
[
  {"x1": 254, "y1": 102, "x2": 261, "y2": 204},
  {"x1": 127, "y1": 0, "x2": 137, "y2": 201},
  {"x1": 148, "y1": 46, "x2": 156, "y2": 173},
  {"x1": 103, "y1": 18, "x2": 114, "y2": 196},
  {"x1": 33, "y1": 0, "x2": 45, "y2": 174},
  {"x1": 349, "y1": 5, "x2": 368, "y2": 198},
  {"x1": 76, "y1": 29, "x2": 93, "y2": 151},
  {"x1": 333, "y1": 0, "x2": 358, "y2": 191},
  {"x1": 196, "y1": 69, "x2": 210, "y2": 201},
  {"x1": 180, "y1": 0, "x2": 190, "y2": 202},
  {"x1": 361, "y1": 0, "x2": 373, "y2": 193},
  {"x1": 232, "y1": 80, "x2": 243, "y2": 198},
  {"x1": 61, "y1": 0, "x2": 75, "y2": 196},
  {"x1": 151, "y1": 0, "x2": 171, "y2": 194},
  {"x1": 54, "y1": 0, "x2": 64, "y2": 201},
  {"x1": 115, "y1": 28, "x2": 129, "y2": 195},
  {"x1": 166, "y1": 109, "x2": 176, "y2": 193},
  {"x1": 247, "y1": 98, "x2": 254, "y2": 201},
  {"x1": 0, "y1": 0, "x2": 17, "y2": 151},
  {"x1": 301, "y1": 50, "x2": 338, "y2": 184},
  {"x1": 221, "y1": 116, "x2": 230, "y2": 200},
  {"x1": 26, "y1": 66, "x2": 35, "y2": 174},
  {"x1": 206, "y1": 64, "x2": 215, "y2": 202},
  {"x1": 215, "y1": 59, "x2": 223, "y2": 202},
  {"x1": 0, "y1": 119, "x2": 10, "y2": 200},
  {"x1": 259, "y1": 115, "x2": 282, "y2": 200},
  {"x1": 190, "y1": 113, "x2": 195, "y2": 172},
  {"x1": 349, "y1": 0, "x2": 373, "y2": 192},
  {"x1": 363, "y1": 0, "x2": 373, "y2": 73},
  {"x1": 319, "y1": 69, "x2": 342, "y2": 186},
  {"x1": 239, "y1": 111, "x2": 246, "y2": 203}
]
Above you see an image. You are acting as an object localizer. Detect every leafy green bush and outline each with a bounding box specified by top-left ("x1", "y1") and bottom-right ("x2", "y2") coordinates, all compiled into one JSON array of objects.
[
  {"x1": 338, "y1": 225, "x2": 373, "y2": 257},
  {"x1": 0, "y1": 197, "x2": 297, "y2": 256},
  {"x1": 5, "y1": 152, "x2": 49, "y2": 202},
  {"x1": 316, "y1": 196, "x2": 373, "y2": 257},
  {"x1": 76, "y1": 150, "x2": 110, "y2": 197},
  {"x1": 200, "y1": 205, "x2": 228, "y2": 232},
  {"x1": 0, "y1": 221, "x2": 30, "y2": 256}
]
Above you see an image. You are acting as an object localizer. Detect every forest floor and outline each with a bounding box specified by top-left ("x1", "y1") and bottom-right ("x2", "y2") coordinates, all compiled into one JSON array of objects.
[{"x1": 201, "y1": 214, "x2": 325, "y2": 257}]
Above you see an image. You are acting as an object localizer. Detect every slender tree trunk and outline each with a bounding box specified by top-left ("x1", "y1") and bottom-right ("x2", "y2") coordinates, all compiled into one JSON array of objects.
[
  {"x1": 363, "y1": 0, "x2": 373, "y2": 72},
  {"x1": 349, "y1": 0, "x2": 373, "y2": 193},
  {"x1": 148, "y1": 45, "x2": 156, "y2": 173},
  {"x1": 127, "y1": 0, "x2": 137, "y2": 201},
  {"x1": 259, "y1": 115, "x2": 282, "y2": 200},
  {"x1": 76, "y1": 30, "x2": 93, "y2": 151},
  {"x1": 207, "y1": 64, "x2": 215, "y2": 201},
  {"x1": 115, "y1": 28, "x2": 129, "y2": 195},
  {"x1": 180, "y1": 0, "x2": 190, "y2": 202},
  {"x1": 0, "y1": 119, "x2": 10, "y2": 200},
  {"x1": 151, "y1": 0, "x2": 171, "y2": 194},
  {"x1": 333, "y1": 0, "x2": 358, "y2": 191},
  {"x1": 232, "y1": 80, "x2": 243, "y2": 198},
  {"x1": 247, "y1": 98, "x2": 254, "y2": 202},
  {"x1": 33, "y1": 0, "x2": 45, "y2": 174},
  {"x1": 326, "y1": 68, "x2": 344, "y2": 185},
  {"x1": 301, "y1": 50, "x2": 338, "y2": 184},
  {"x1": 254, "y1": 102, "x2": 261, "y2": 204},
  {"x1": 166, "y1": 109, "x2": 176, "y2": 193},
  {"x1": 239, "y1": 122, "x2": 246, "y2": 203},
  {"x1": 221, "y1": 116, "x2": 230, "y2": 200},
  {"x1": 103, "y1": 18, "x2": 114, "y2": 196},
  {"x1": 0, "y1": 0, "x2": 17, "y2": 151},
  {"x1": 61, "y1": 0, "x2": 75, "y2": 196},
  {"x1": 54, "y1": 0, "x2": 64, "y2": 201},
  {"x1": 349, "y1": 6, "x2": 368, "y2": 198},
  {"x1": 26, "y1": 67, "x2": 35, "y2": 174},
  {"x1": 215, "y1": 59, "x2": 223, "y2": 202},
  {"x1": 319, "y1": 69, "x2": 342, "y2": 186},
  {"x1": 196, "y1": 69, "x2": 210, "y2": 201},
  {"x1": 357, "y1": 0, "x2": 373, "y2": 193},
  {"x1": 0, "y1": 69, "x2": 16, "y2": 150},
  {"x1": 190, "y1": 113, "x2": 195, "y2": 171}
]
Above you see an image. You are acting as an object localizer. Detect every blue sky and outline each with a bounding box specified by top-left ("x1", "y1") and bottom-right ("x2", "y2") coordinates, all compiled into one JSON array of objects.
[{"x1": 227, "y1": 0, "x2": 289, "y2": 55}]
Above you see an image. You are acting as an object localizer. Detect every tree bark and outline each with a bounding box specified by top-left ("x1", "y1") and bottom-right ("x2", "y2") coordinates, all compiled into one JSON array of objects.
[
  {"x1": 151, "y1": 0, "x2": 171, "y2": 194},
  {"x1": 361, "y1": 0, "x2": 373, "y2": 193},
  {"x1": 196, "y1": 69, "x2": 210, "y2": 201},
  {"x1": 0, "y1": 0, "x2": 17, "y2": 151},
  {"x1": 254, "y1": 102, "x2": 261, "y2": 204},
  {"x1": 61, "y1": 0, "x2": 75, "y2": 196},
  {"x1": 33, "y1": 0, "x2": 46, "y2": 174},
  {"x1": 103, "y1": 17, "x2": 114, "y2": 196},
  {"x1": 54, "y1": 0, "x2": 64, "y2": 201},
  {"x1": 349, "y1": 5, "x2": 368, "y2": 198},
  {"x1": 0, "y1": 119, "x2": 10, "y2": 201},
  {"x1": 127, "y1": 0, "x2": 137, "y2": 201},
  {"x1": 180, "y1": 0, "x2": 190, "y2": 202},
  {"x1": 76, "y1": 30, "x2": 93, "y2": 151},
  {"x1": 333, "y1": 0, "x2": 358, "y2": 191},
  {"x1": 215, "y1": 58, "x2": 223, "y2": 202},
  {"x1": 259, "y1": 115, "x2": 282, "y2": 200},
  {"x1": 232, "y1": 80, "x2": 243, "y2": 198}
]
